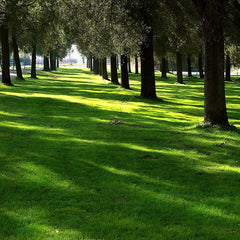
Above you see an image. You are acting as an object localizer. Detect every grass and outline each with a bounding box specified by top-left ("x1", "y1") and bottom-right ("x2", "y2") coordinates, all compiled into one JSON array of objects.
[{"x1": 0, "y1": 67, "x2": 240, "y2": 240}]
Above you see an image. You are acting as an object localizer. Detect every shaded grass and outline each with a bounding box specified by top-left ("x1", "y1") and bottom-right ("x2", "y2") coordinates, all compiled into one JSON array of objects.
[{"x1": 0, "y1": 67, "x2": 240, "y2": 239}]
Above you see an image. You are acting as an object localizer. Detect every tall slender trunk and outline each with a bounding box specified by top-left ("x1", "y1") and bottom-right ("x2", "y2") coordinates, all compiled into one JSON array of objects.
[
  {"x1": 140, "y1": 27, "x2": 156, "y2": 98},
  {"x1": 111, "y1": 54, "x2": 119, "y2": 84},
  {"x1": 187, "y1": 55, "x2": 192, "y2": 77},
  {"x1": 87, "y1": 58, "x2": 90, "y2": 68},
  {"x1": 57, "y1": 57, "x2": 59, "y2": 68},
  {"x1": 99, "y1": 59, "x2": 103, "y2": 76},
  {"x1": 225, "y1": 54, "x2": 231, "y2": 81},
  {"x1": 116, "y1": 56, "x2": 120, "y2": 70},
  {"x1": 90, "y1": 56, "x2": 93, "y2": 71},
  {"x1": 198, "y1": 52, "x2": 204, "y2": 78},
  {"x1": 93, "y1": 58, "x2": 99, "y2": 74},
  {"x1": 1, "y1": 27, "x2": 12, "y2": 85},
  {"x1": 202, "y1": 1, "x2": 228, "y2": 125},
  {"x1": 93, "y1": 58, "x2": 96, "y2": 73},
  {"x1": 161, "y1": 57, "x2": 167, "y2": 78},
  {"x1": 43, "y1": 56, "x2": 50, "y2": 71},
  {"x1": 12, "y1": 35, "x2": 23, "y2": 79},
  {"x1": 127, "y1": 57, "x2": 131, "y2": 73},
  {"x1": 31, "y1": 44, "x2": 37, "y2": 78},
  {"x1": 50, "y1": 50, "x2": 56, "y2": 71},
  {"x1": 120, "y1": 54, "x2": 130, "y2": 89},
  {"x1": 101, "y1": 57, "x2": 108, "y2": 80},
  {"x1": 176, "y1": 51, "x2": 183, "y2": 84},
  {"x1": 135, "y1": 55, "x2": 139, "y2": 74}
]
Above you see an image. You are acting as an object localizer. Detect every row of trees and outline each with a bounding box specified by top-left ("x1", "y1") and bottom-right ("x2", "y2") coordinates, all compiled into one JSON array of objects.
[
  {"x1": 0, "y1": 0, "x2": 71, "y2": 83},
  {"x1": 1, "y1": 0, "x2": 240, "y2": 127}
]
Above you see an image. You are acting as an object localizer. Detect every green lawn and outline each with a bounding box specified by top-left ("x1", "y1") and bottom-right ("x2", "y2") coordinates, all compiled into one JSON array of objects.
[{"x1": 0, "y1": 68, "x2": 240, "y2": 240}]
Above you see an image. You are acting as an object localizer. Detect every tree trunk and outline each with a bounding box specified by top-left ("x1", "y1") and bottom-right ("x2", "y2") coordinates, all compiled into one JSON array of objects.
[
  {"x1": 176, "y1": 51, "x2": 183, "y2": 84},
  {"x1": 161, "y1": 57, "x2": 167, "y2": 78},
  {"x1": 57, "y1": 57, "x2": 59, "y2": 68},
  {"x1": 43, "y1": 56, "x2": 50, "y2": 71},
  {"x1": 120, "y1": 54, "x2": 130, "y2": 89},
  {"x1": 87, "y1": 58, "x2": 90, "y2": 68},
  {"x1": 135, "y1": 55, "x2": 139, "y2": 74},
  {"x1": 50, "y1": 50, "x2": 56, "y2": 71},
  {"x1": 187, "y1": 55, "x2": 192, "y2": 77},
  {"x1": 93, "y1": 58, "x2": 96, "y2": 73},
  {"x1": 93, "y1": 58, "x2": 97, "y2": 73},
  {"x1": 1, "y1": 27, "x2": 12, "y2": 85},
  {"x1": 99, "y1": 59, "x2": 103, "y2": 76},
  {"x1": 101, "y1": 57, "x2": 108, "y2": 80},
  {"x1": 111, "y1": 54, "x2": 119, "y2": 84},
  {"x1": 198, "y1": 52, "x2": 204, "y2": 78},
  {"x1": 225, "y1": 54, "x2": 231, "y2": 81},
  {"x1": 93, "y1": 58, "x2": 99, "y2": 74},
  {"x1": 116, "y1": 56, "x2": 120, "y2": 70},
  {"x1": 90, "y1": 56, "x2": 93, "y2": 71},
  {"x1": 140, "y1": 27, "x2": 156, "y2": 98},
  {"x1": 127, "y1": 57, "x2": 131, "y2": 73},
  {"x1": 12, "y1": 35, "x2": 23, "y2": 79},
  {"x1": 202, "y1": 1, "x2": 228, "y2": 125},
  {"x1": 31, "y1": 44, "x2": 37, "y2": 78}
]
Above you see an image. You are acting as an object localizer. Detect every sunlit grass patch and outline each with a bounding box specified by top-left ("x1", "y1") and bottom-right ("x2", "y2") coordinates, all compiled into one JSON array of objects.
[{"x1": 0, "y1": 67, "x2": 240, "y2": 239}]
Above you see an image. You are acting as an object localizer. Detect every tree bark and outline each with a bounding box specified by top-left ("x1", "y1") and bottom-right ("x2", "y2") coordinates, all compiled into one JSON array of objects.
[
  {"x1": 1, "y1": 27, "x2": 12, "y2": 85},
  {"x1": 43, "y1": 56, "x2": 50, "y2": 71},
  {"x1": 31, "y1": 44, "x2": 37, "y2": 78},
  {"x1": 90, "y1": 56, "x2": 93, "y2": 71},
  {"x1": 135, "y1": 55, "x2": 139, "y2": 74},
  {"x1": 127, "y1": 57, "x2": 131, "y2": 73},
  {"x1": 161, "y1": 57, "x2": 167, "y2": 78},
  {"x1": 225, "y1": 54, "x2": 231, "y2": 81},
  {"x1": 187, "y1": 55, "x2": 192, "y2": 77},
  {"x1": 93, "y1": 58, "x2": 99, "y2": 74},
  {"x1": 99, "y1": 59, "x2": 103, "y2": 76},
  {"x1": 87, "y1": 58, "x2": 90, "y2": 68},
  {"x1": 198, "y1": 52, "x2": 204, "y2": 78},
  {"x1": 120, "y1": 54, "x2": 130, "y2": 89},
  {"x1": 111, "y1": 54, "x2": 119, "y2": 84},
  {"x1": 101, "y1": 57, "x2": 108, "y2": 80},
  {"x1": 50, "y1": 50, "x2": 56, "y2": 71},
  {"x1": 200, "y1": 1, "x2": 228, "y2": 125},
  {"x1": 140, "y1": 27, "x2": 156, "y2": 98},
  {"x1": 12, "y1": 35, "x2": 23, "y2": 79},
  {"x1": 57, "y1": 57, "x2": 59, "y2": 68},
  {"x1": 93, "y1": 58, "x2": 97, "y2": 74},
  {"x1": 176, "y1": 51, "x2": 183, "y2": 84},
  {"x1": 116, "y1": 56, "x2": 120, "y2": 70}
]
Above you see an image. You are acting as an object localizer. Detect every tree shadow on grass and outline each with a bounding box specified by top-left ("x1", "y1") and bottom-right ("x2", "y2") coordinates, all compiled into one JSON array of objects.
[{"x1": 1, "y1": 125, "x2": 240, "y2": 239}]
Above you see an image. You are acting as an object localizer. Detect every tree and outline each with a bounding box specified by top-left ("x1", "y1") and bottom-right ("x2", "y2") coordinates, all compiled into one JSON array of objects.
[
  {"x1": 187, "y1": 55, "x2": 192, "y2": 77},
  {"x1": 176, "y1": 51, "x2": 183, "y2": 84},
  {"x1": 110, "y1": 54, "x2": 119, "y2": 84},
  {"x1": 192, "y1": 0, "x2": 229, "y2": 125},
  {"x1": 0, "y1": 26, "x2": 12, "y2": 85},
  {"x1": 120, "y1": 53, "x2": 130, "y2": 89},
  {"x1": 225, "y1": 53, "x2": 231, "y2": 81},
  {"x1": 43, "y1": 56, "x2": 50, "y2": 71},
  {"x1": 12, "y1": 35, "x2": 24, "y2": 79},
  {"x1": 135, "y1": 55, "x2": 139, "y2": 74},
  {"x1": 198, "y1": 51, "x2": 204, "y2": 78},
  {"x1": 101, "y1": 57, "x2": 109, "y2": 80}
]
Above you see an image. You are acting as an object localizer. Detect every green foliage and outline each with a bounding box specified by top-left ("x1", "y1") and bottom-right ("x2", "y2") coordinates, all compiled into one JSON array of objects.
[{"x1": 0, "y1": 68, "x2": 240, "y2": 239}]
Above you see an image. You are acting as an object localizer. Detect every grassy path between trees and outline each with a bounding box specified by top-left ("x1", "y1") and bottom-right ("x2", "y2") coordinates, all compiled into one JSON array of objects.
[{"x1": 0, "y1": 67, "x2": 240, "y2": 240}]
